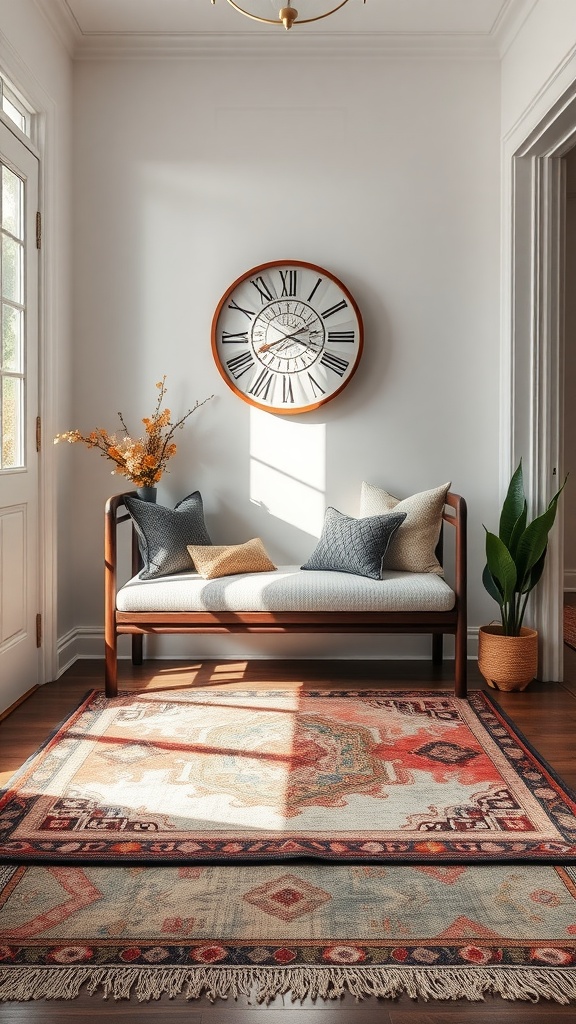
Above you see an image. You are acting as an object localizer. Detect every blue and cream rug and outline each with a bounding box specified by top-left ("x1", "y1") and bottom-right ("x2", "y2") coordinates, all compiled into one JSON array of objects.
[{"x1": 1, "y1": 860, "x2": 576, "y2": 1003}]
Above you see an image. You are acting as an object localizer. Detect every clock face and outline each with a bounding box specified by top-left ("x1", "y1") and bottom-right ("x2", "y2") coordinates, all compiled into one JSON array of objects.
[{"x1": 211, "y1": 260, "x2": 363, "y2": 414}]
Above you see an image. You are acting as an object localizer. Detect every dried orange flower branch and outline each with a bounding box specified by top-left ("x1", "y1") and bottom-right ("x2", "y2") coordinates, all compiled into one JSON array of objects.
[{"x1": 54, "y1": 377, "x2": 213, "y2": 487}]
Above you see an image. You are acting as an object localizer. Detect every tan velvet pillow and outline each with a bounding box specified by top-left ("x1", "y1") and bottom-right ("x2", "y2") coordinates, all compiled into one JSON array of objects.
[
  {"x1": 187, "y1": 538, "x2": 277, "y2": 579},
  {"x1": 360, "y1": 481, "x2": 451, "y2": 575}
]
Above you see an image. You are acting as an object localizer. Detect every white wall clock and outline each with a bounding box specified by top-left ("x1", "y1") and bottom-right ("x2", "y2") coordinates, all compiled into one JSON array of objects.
[{"x1": 211, "y1": 260, "x2": 364, "y2": 414}]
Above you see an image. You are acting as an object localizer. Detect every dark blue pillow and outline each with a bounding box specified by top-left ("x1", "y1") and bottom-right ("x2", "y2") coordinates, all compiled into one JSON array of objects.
[
  {"x1": 301, "y1": 507, "x2": 407, "y2": 580},
  {"x1": 124, "y1": 490, "x2": 211, "y2": 579}
]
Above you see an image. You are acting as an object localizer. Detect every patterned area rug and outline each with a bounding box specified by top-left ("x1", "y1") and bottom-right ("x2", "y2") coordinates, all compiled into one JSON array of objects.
[
  {"x1": 1, "y1": 689, "x2": 576, "y2": 865},
  {"x1": 565, "y1": 604, "x2": 576, "y2": 652},
  {"x1": 1, "y1": 860, "x2": 576, "y2": 1003}
]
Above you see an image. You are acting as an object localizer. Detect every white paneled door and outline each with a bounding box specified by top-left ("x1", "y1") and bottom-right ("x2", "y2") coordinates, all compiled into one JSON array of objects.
[{"x1": 0, "y1": 118, "x2": 40, "y2": 714}]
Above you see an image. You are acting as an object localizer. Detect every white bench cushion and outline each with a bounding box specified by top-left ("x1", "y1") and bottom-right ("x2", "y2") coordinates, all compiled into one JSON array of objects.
[{"x1": 116, "y1": 565, "x2": 455, "y2": 614}]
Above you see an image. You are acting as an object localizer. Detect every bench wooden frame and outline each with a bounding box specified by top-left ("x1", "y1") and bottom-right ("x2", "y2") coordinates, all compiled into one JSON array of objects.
[{"x1": 104, "y1": 491, "x2": 467, "y2": 699}]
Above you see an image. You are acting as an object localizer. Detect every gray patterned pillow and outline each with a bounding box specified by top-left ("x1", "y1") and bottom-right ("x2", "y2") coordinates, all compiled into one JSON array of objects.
[
  {"x1": 301, "y1": 507, "x2": 407, "y2": 580},
  {"x1": 124, "y1": 491, "x2": 212, "y2": 579}
]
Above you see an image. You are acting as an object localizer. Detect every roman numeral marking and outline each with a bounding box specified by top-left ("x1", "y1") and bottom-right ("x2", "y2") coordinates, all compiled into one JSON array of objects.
[
  {"x1": 282, "y1": 375, "x2": 295, "y2": 404},
  {"x1": 307, "y1": 277, "x2": 323, "y2": 303},
  {"x1": 222, "y1": 330, "x2": 249, "y2": 343},
  {"x1": 228, "y1": 299, "x2": 255, "y2": 320},
  {"x1": 328, "y1": 330, "x2": 355, "y2": 344},
  {"x1": 307, "y1": 372, "x2": 326, "y2": 398},
  {"x1": 320, "y1": 352, "x2": 349, "y2": 377},
  {"x1": 249, "y1": 367, "x2": 274, "y2": 400},
  {"x1": 280, "y1": 269, "x2": 298, "y2": 297},
  {"x1": 322, "y1": 299, "x2": 348, "y2": 320},
  {"x1": 226, "y1": 351, "x2": 254, "y2": 379},
  {"x1": 251, "y1": 276, "x2": 275, "y2": 304}
]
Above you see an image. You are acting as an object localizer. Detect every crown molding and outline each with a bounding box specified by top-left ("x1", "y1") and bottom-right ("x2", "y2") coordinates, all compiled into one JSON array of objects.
[
  {"x1": 35, "y1": 0, "x2": 530, "y2": 62},
  {"x1": 72, "y1": 31, "x2": 500, "y2": 62},
  {"x1": 32, "y1": 0, "x2": 81, "y2": 56},
  {"x1": 493, "y1": 0, "x2": 540, "y2": 58}
]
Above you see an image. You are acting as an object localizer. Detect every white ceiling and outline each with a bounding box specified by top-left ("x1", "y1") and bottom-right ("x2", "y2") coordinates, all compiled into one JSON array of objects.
[{"x1": 38, "y1": 0, "x2": 537, "y2": 56}]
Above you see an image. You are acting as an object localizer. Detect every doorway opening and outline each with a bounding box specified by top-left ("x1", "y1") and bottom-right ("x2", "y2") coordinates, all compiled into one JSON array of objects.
[{"x1": 508, "y1": 84, "x2": 576, "y2": 682}]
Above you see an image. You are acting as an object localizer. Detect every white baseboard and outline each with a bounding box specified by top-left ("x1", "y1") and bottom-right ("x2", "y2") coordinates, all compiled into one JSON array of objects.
[
  {"x1": 57, "y1": 627, "x2": 480, "y2": 677},
  {"x1": 56, "y1": 627, "x2": 106, "y2": 677}
]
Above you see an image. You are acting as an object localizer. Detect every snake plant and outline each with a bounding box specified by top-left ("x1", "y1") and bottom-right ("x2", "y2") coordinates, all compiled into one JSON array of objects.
[{"x1": 482, "y1": 460, "x2": 566, "y2": 636}]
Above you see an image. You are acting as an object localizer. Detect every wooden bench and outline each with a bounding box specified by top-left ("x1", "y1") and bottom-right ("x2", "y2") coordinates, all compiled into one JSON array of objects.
[{"x1": 104, "y1": 491, "x2": 467, "y2": 699}]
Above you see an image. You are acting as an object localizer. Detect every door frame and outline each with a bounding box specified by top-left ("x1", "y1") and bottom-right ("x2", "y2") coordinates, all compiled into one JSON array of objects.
[
  {"x1": 0, "y1": 48, "x2": 59, "y2": 685},
  {"x1": 504, "y1": 70, "x2": 576, "y2": 681},
  {"x1": 0, "y1": 112, "x2": 40, "y2": 707}
]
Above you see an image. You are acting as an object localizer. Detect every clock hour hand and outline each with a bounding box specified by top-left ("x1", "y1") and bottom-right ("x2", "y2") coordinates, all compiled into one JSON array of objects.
[{"x1": 258, "y1": 325, "x2": 309, "y2": 352}]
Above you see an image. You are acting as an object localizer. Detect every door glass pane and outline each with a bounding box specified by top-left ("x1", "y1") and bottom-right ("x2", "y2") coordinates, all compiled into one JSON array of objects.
[
  {"x1": 2, "y1": 166, "x2": 23, "y2": 239},
  {"x1": 1, "y1": 158, "x2": 26, "y2": 471},
  {"x1": 1, "y1": 375, "x2": 23, "y2": 468},
  {"x1": 2, "y1": 304, "x2": 22, "y2": 371},
  {"x1": 2, "y1": 235, "x2": 23, "y2": 303}
]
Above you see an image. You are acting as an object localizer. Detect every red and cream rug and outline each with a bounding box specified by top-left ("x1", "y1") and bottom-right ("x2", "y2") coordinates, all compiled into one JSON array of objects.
[
  {"x1": 1, "y1": 689, "x2": 576, "y2": 865},
  {"x1": 1, "y1": 859, "x2": 576, "y2": 1003}
]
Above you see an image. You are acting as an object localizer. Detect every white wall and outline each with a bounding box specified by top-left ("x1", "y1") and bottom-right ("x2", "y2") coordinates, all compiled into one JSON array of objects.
[
  {"x1": 2, "y1": 2, "x2": 569, "y2": 671},
  {"x1": 0, "y1": 0, "x2": 73, "y2": 678},
  {"x1": 3, "y1": 2, "x2": 576, "y2": 672},
  {"x1": 62, "y1": 53, "x2": 501, "y2": 664}
]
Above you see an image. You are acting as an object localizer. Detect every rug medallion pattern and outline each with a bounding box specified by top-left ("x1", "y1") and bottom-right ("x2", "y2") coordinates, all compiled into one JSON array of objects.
[{"x1": 1, "y1": 689, "x2": 576, "y2": 864}]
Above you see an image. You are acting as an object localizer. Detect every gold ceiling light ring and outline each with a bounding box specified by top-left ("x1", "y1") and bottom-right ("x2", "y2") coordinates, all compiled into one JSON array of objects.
[{"x1": 210, "y1": 0, "x2": 366, "y2": 31}]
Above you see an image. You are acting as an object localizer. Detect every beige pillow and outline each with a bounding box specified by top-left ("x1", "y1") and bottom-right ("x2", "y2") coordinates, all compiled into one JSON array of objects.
[
  {"x1": 360, "y1": 481, "x2": 451, "y2": 575},
  {"x1": 187, "y1": 538, "x2": 277, "y2": 580}
]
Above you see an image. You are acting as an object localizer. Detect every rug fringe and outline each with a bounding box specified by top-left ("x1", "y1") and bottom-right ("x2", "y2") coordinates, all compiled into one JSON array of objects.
[{"x1": 2, "y1": 965, "x2": 576, "y2": 1004}]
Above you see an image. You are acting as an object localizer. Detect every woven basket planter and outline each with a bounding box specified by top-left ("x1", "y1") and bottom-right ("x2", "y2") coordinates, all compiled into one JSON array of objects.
[{"x1": 477, "y1": 624, "x2": 539, "y2": 692}]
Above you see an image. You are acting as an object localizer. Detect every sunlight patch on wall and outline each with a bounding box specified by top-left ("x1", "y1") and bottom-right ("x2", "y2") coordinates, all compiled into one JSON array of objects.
[{"x1": 250, "y1": 408, "x2": 326, "y2": 537}]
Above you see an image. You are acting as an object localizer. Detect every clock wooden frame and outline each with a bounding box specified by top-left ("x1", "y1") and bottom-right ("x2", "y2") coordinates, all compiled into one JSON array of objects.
[{"x1": 211, "y1": 259, "x2": 364, "y2": 415}]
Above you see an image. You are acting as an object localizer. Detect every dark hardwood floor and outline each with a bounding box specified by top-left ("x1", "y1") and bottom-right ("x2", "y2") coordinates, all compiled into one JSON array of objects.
[{"x1": 1, "y1": 651, "x2": 576, "y2": 1023}]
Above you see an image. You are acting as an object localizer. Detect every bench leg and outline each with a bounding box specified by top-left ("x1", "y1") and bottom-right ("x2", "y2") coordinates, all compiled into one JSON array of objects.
[
  {"x1": 104, "y1": 633, "x2": 118, "y2": 698},
  {"x1": 432, "y1": 634, "x2": 443, "y2": 666},
  {"x1": 454, "y1": 621, "x2": 468, "y2": 699},
  {"x1": 132, "y1": 634, "x2": 143, "y2": 666}
]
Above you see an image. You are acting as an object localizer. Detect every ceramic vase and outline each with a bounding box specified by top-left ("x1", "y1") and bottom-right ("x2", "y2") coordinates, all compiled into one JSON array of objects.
[{"x1": 135, "y1": 486, "x2": 157, "y2": 502}]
